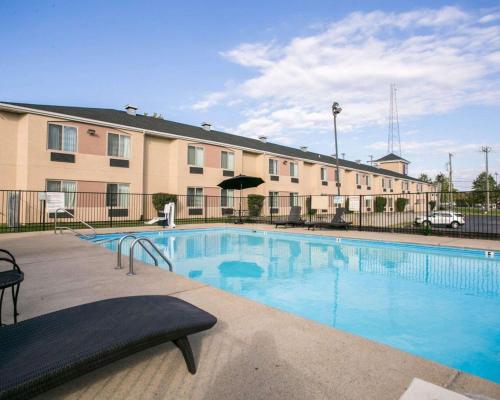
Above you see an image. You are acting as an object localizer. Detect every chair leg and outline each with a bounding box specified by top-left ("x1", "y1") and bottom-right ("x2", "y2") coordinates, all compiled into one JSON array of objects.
[
  {"x1": 12, "y1": 283, "x2": 20, "y2": 324},
  {"x1": 0, "y1": 288, "x2": 4, "y2": 326},
  {"x1": 173, "y1": 336, "x2": 196, "y2": 374}
]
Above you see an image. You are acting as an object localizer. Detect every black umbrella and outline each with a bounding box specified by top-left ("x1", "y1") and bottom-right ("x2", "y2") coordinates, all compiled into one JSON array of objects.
[{"x1": 218, "y1": 175, "x2": 264, "y2": 223}]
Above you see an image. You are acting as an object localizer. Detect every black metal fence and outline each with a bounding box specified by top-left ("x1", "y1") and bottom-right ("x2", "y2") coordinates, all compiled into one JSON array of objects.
[{"x1": 0, "y1": 190, "x2": 498, "y2": 239}]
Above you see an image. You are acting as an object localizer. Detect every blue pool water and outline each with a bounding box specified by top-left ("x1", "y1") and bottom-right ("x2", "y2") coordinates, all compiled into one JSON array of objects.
[{"x1": 89, "y1": 228, "x2": 500, "y2": 382}]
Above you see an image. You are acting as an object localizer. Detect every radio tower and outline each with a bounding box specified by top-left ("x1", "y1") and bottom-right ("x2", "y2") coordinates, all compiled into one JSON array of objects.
[{"x1": 387, "y1": 83, "x2": 402, "y2": 155}]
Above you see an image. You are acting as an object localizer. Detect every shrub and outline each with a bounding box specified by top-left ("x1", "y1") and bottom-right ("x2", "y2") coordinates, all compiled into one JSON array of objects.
[
  {"x1": 152, "y1": 193, "x2": 177, "y2": 211},
  {"x1": 375, "y1": 196, "x2": 387, "y2": 212},
  {"x1": 428, "y1": 200, "x2": 436, "y2": 211},
  {"x1": 248, "y1": 194, "x2": 265, "y2": 217},
  {"x1": 305, "y1": 196, "x2": 317, "y2": 216},
  {"x1": 395, "y1": 198, "x2": 409, "y2": 212}
]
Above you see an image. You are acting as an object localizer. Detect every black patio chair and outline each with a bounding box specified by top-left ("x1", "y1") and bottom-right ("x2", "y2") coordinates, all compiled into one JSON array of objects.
[
  {"x1": 274, "y1": 206, "x2": 305, "y2": 228},
  {"x1": 0, "y1": 249, "x2": 24, "y2": 325},
  {"x1": 306, "y1": 207, "x2": 352, "y2": 230},
  {"x1": 0, "y1": 295, "x2": 217, "y2": 399}
]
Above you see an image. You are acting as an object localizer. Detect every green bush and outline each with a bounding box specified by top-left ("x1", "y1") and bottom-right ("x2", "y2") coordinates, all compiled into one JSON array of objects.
[
  {"x1": 395, "y1": 198, "x2": 409, "y2": 212},
  {"x1": 428, "y1": 200, "x2": 436, "y2": 211},
  {"x1": 248, "y1": 194, "x2": 265, "y2": 217},
  {"x1": 375, "y1": 196, "x2": 387, "y2": 212},
  {"x1": 305, "y1": 196, "x2": 317, "y2": 216},
  {"x1": 152, "y1": 193, "x2": 177, "y2": 211}
]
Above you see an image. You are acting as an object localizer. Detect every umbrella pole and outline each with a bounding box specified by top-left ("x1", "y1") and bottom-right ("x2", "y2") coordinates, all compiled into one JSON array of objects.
[{"x1": 239, "y1": 184, "x2": 243, "y2": 223}]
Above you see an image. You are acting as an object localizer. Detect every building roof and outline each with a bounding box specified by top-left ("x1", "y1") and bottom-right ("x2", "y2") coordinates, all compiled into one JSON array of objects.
[
  {"x1": 1, "y1": 102, "x2": 426, "y2": 183},
  {"x1": 374, "y1": 153, "x2": 409, "y2": 163}
]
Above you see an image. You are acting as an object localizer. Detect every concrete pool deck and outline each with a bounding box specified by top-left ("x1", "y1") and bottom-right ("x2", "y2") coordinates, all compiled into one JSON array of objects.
[{"x1": 0, "y1": 225, "x2": 499, "y2": 400}]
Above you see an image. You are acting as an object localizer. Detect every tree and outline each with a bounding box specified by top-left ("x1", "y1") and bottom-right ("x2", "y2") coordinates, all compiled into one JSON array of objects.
[
  {"x1": 472, "y1": 172, "x2": 498, "y2": 204},
  {"x1": 418, "y1": 173, "x2": 432, "y2": 183}
]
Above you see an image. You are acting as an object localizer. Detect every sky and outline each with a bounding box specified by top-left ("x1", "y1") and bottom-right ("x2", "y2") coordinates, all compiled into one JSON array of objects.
[{"x1": 1, "y1": 0, "x2": 499, "y2": 190}]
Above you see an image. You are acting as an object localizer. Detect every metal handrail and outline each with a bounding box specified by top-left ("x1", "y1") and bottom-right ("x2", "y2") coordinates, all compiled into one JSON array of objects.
[
  {"x1": 116, "y1": 234, "x2": 158, "y2": 269},
  {"x1": 54, "y1": 208, "x2": 96, "y2": 239},
  {"x1": 128, "y1": 237, "x2": 173, "y2": 276}
]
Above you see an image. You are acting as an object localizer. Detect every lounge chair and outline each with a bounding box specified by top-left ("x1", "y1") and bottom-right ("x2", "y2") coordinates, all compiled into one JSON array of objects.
[
  {"x1": 306, "y1": 207, "x2": 352, "y2": 230},
  {"x1": 275, "y1": 206, "x2": 306, "y2": 228},
  {"x1": 0, "y1": 295, "x2": 217, "y2": 399}
]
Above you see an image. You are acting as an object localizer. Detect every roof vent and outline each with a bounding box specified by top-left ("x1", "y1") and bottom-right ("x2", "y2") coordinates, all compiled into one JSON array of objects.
[
  {"x1": 125, "y1": 104, "x2": 138, "y2": 116},
  {"x1": 201, "y1": 122, "x2": 211, "y2": 132},
  {"x1": 258, "y1": 136, "x2": 267, "y2": 143},
  {"x1": 300, "y1": 146, "x2": 308, "y2": 152}
]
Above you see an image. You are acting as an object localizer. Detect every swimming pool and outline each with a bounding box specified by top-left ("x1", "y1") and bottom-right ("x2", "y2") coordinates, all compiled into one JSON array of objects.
[{"x1": 89, "y1": 228, "x2": 500, "y2": 382}]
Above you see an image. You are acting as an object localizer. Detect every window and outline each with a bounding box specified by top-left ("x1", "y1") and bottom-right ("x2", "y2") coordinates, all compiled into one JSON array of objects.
[
  {"x1": 402, "y1": 181, "x2": 409, "y2": 191},
  {"x1": 188, "y1": 145, "x2": 204, "y2": 167},
  {"x1": 269, "y1": 191, "x2": 279, "y2": 208},
  {"x1": 187, "y1": 187, "x2": 204, "y2": 207},
  {"x1": 289, "y1": 192, "x2": 299, "y2": 207},
  {"x1": 365, "y1": 198, "x2": 372, "y2": 209},
  {"x1": 46, "y1": 180, "x2": 76, "y2": 208},
  {"x1": 221, "y1": 189, "x2": 234, "y2": 207},
  {"x1": 365, "y1": 175, "x2": 371, "y2": 186},
  {"x1": 289, "y1": 162, "x2": 298, "y2": 178},
  {"x1": 48, "y1": 124, "x2": 77, "y2": 152},
  {"x1": 106, "y1": 183, "x2": 129, "y2": 208},
  {"x1": 403, "y1": 163, "x2": 408, "y2": 175},
  {"x1": 221, "y1": 151, "x2": 234, "y2": 170},
  {"x1": 383, "y1": 178, "x2": 393, "y2": 189},
  {"x1": 320, "y1": 167, "x2": 327, "y2": 181},
  {"x1": 269, "y1": 159, "x2": 278, "y2": 175},
  {"x1": 417, "y1": 183, "x2": 423, "y2": 192},
  {"x1": 107, "y1": 133, "x2": 131, "y2": 158},
  {"x1": 356, "y1": 173, "x2": 360, "y2": 185}
]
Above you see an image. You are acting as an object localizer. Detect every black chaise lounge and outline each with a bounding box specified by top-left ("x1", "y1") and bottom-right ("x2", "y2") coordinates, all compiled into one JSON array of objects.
[
  {"x1": 306, "y1": 207, "x2": 352, "y2": 230},
  {"x1": 0, "y1": 295, "x2": 217, "y2": 400},
  {"x1": 275, "y1": 206, "x2": 306, "y2": 228}
]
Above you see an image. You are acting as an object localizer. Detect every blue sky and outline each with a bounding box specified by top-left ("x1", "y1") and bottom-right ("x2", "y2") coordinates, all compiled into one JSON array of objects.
[{"x1": 1, "y1": 0, "x2": 499, "y2": 189}]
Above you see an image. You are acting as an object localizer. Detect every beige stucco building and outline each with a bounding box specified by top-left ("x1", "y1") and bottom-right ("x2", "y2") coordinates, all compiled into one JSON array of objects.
[{"x1": 0, "y1": 102, "x2": 435, "y2": 222}]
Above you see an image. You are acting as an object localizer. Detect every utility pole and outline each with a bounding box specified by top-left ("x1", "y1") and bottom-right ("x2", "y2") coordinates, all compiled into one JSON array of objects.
[
  {"x1": 368, "y1": 155, "x2": 374, "y2": 166},
  {"x1": 481, "y1": 146, "x2": 492, "y2": 211},
  {"x1": 448, "y1": 153, "x2": 453, "y2": 206},
  {"x1": 332, "y1": 102, "x2": 342, "y2": 196}
]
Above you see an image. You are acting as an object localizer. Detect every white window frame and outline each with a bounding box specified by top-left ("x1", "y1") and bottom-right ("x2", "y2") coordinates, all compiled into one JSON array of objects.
[
  {"x1": 356, "y1": 173, "x2": 360, "y2": 185},
  {"x1": 269, "y1": 159, "x2": 279, "y2": 175},
  {"x1": 106, "y1": 183, "x2": 130, "y2": 208},
  {"x1": 187, "y1": 187, "x2": 204, "y2": 208},
  {"x1": 46, "y1": 179, "x2": 77, "y2": 208},
  {"x1": 47, "y1": 123, "x2": 78, "y2": 153},
  {"x1": 320, "y1": 167, "x2": 327, "y2": 181},
  {"x1": 221, "y1": 188, "x2": 234, "y2": 207},
  {"x1": 269, "y1": 191, "x2": 279, "y2": 208},
  {"x1": 187, "y1": 145, "x2": 204, "y2": 167},
  {"x1": 289, "y1": 192, "x2": 299, "y2": 207},
  {"x1": 107, "y1": 132, "x2": 131, "y2": 159},
  {"x1": 221, "y1": 151, "x2": 235, "y2": 171},
  {"x1": 365, "y1": 175, "x2": 371, "y2": 186},
  {"x1": 289, "y1": 162, "x2": 298, "y2": 178}
]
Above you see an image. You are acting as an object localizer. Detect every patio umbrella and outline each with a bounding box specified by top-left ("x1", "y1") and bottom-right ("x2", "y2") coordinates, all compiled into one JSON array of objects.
[{"x1": 218, "y1": 175, "x2": 264, "y2": 223}]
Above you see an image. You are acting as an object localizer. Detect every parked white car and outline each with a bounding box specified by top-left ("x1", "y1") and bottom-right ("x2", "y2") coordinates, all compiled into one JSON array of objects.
[{"x1": 415, "y1": 211, "x2": 465, "y2": 229}]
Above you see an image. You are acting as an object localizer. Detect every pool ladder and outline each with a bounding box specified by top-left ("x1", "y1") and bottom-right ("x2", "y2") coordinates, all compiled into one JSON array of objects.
[
  {"x1": 116, "y1": 234, "x2": 173, "y2": 276},
  {"x1": 54, "y1": 208, "x2": 96, "y2": 239}
]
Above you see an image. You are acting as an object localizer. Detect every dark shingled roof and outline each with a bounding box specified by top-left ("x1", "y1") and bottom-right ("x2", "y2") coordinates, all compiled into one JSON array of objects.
[
  {"x1": 374, "y1": 153, "x2": 409, "y2": 163},
  {"x1": 2, "y1": 102, "x2": 425, "y2": 182}
]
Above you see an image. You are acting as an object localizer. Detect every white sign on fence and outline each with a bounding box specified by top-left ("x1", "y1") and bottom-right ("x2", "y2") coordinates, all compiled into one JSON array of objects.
[
  {"x1": 348, "y1": 196, "x2": 360, "y2": 212},
  {"x1": 46, "y1": 192, "x2": 65, "y2": 213},
  {"x1": 334, "y1": 196, "x2": 343, "y2": 204}
]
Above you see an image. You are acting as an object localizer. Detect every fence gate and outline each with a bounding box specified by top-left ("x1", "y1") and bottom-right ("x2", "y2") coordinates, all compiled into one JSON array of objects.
[{"x1": 7, "y1": 191, "x2": 20, "y2": 228}]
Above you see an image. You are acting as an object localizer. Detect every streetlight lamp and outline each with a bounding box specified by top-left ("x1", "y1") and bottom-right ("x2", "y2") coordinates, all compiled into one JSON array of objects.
[{"x1": 332, "y1": 102, "x2": 342, "y2": 196}]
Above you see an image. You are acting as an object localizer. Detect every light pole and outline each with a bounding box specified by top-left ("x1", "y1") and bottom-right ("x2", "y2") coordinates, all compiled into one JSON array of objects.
[{"x1": 332, "y1": 102, "x2": 342, "y2": 196}]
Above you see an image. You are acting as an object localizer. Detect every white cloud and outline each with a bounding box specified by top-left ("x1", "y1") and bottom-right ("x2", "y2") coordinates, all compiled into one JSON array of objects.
[{"x1": 194, "y1": 6, "x2": 500, "y2": 144}]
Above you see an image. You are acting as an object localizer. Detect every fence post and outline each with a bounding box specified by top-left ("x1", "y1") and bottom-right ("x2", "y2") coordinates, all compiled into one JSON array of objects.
[
  {"x1": 359, "y1": 195, "x2": 363, "y2": 230},
  {"x1": 204, "y1": 196, "x2": 208, "y2": 223},
  {"x1": 308, "y1": 195, "x2": 312, "y2": 223},
  {"x1": 110, "y1": 201, "x2": 113, "y2": 228},
  {"x1": 425, "y1": 192, "x2": 429, "y2": 221}
]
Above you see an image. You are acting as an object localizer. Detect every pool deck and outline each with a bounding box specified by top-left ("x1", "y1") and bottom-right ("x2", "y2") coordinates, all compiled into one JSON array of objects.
[{"x1": 0, "y1": 224, "x2": 499, "y2": 400}]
